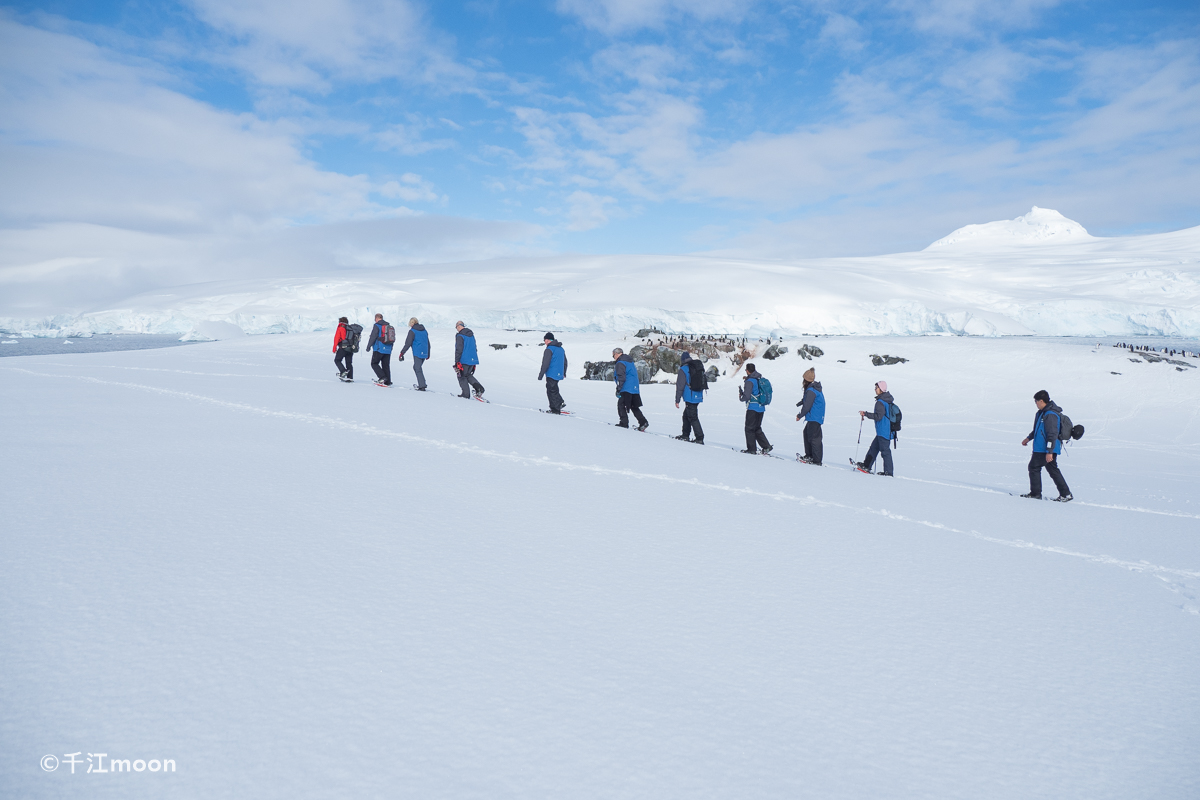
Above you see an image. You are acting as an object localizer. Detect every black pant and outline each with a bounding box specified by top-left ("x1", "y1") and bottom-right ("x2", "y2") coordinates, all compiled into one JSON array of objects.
[
  {"x1": 744, "y1": 409, "x2": 771, "y2": 452},
  {"x1": 617, "y1": 392, "x2": 647, "y2": 427},
  {"x1": 371, "y1": 351, "x2": 392, "y2": 384},
  {"x1": 1028, "y1": 451, "x2": 1070, "y2": 497},
  {"x1": 411, "y1": 356, "x2": 426, "y2": 389},
  {"x1": 545, "y1": 377, "x2": 564, "y2": 412},
  {"x1": 803, "y1": 421, "x2": 823, "y2": 464},
  {"x1": 864, "y1": 435, "x2": 893, "y2": 475},
  {"x1": 456, "y1": 364, "x2": 484, "y2": 398},
  {"x1": 682, "y1": 402, "x2": 703, "y2": 441},
  {"x1": 335, "y1": 350, "x2": 353, "y2": 379}
]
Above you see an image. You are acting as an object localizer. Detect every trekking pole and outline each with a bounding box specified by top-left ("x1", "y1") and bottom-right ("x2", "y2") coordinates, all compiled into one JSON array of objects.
[{"x1": 854, "y1": 416, "x2": 864, "y2": 461}]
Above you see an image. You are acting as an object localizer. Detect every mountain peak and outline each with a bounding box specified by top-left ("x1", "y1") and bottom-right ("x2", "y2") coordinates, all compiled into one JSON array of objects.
[{"x1": 926, "y1": 207, "x2": 1092, "y2": 250}]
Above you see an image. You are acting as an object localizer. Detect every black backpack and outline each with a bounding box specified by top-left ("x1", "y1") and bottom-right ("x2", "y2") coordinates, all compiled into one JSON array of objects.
[
  {"x1": 340, "y1": 323, "x2": 363, "y2": 353},
  {"x1": 687, "y1": 360, "x2": 707, "y2": 393}
]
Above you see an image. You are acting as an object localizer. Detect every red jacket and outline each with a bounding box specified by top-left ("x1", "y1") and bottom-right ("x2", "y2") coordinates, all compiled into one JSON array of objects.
[{"x1": 332, "y1": 323, "x2": 347, "y2": 353}]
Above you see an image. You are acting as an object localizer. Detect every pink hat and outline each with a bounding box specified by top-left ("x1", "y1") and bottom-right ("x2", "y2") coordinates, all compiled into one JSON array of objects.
[{"x1": 875, "y1": 380, "x2": 887, "y2": 392}]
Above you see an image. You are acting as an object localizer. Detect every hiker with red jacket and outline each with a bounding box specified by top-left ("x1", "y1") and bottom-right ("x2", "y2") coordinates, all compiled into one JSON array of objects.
[
  {"x1": 332, "y1": 316, "x2": 360, "y2": 382},
  {"x1": 365, "y1": 314, "x2": 394, "y2": 386}
]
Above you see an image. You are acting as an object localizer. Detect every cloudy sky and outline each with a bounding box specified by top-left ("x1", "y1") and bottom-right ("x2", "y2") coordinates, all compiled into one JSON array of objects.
[{"x1": 1, "y1": 0, "x2": 1197, "y2": 312}]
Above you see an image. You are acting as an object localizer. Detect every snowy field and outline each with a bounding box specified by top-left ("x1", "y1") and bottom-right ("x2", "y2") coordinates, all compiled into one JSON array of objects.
[{"x1": 2, "y1": 330, "x2": 1199, "y2": 798}]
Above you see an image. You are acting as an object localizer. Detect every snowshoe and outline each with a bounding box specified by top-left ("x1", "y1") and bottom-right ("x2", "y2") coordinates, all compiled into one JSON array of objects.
[
  {"x1": 674, "y1": 434, "x2": 690, "y2": 441},
  {"x1": 693, "y1": 439, "x2": 704, "y2": 445},
  {"x1": 761, "y1": 444, "x2": 774, "y2": 456},
  {"x1": 412, "y1": 384, "x2": 426, "y2": 391},
  {"x1": 1054, "y1": 494, "x2": 1074, "y2": 503},
  {"x1": 850, "y1": 459, "x2": 872, "y2": 474},
  {"x1": 740, "y1": 449, "x2": 758, "y2": 454},
  {"x1": 1020, "y1": 492, "x2": 1042, "y2": 499},
  {"x1": 615, "y1": 422, "x2": 630, "y2": 428},
  {"x1": 636, "y1": 423, "x2": 649, "y2": 432}
]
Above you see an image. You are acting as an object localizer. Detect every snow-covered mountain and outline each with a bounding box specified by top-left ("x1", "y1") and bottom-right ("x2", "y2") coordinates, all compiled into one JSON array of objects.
[
  {"x1": 3, "y1": 208, "x2": 1198, "y2": 338},
  {"x1": 925, "y1": 206, "x2": 1094, "y2": 249}
]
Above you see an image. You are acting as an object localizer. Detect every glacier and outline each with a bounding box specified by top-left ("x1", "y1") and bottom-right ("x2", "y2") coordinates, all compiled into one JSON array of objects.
[{"x1": 2, "y1": 208, "x2": 1197, "y2": 339}]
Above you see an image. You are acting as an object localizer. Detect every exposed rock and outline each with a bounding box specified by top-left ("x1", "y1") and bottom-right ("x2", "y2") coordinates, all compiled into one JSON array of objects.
[
  {"x1": 489, "y1": 343, "x2": 507, "y2": 350},
  {"x1": 763, "y1": 344, "x2": 789, "y2": 360},
  {"x1": 657, "y1": 348, "x2": 682, "y2": 375},
  {"x1": 870, "y1": 354, "x2": 909, "y2": 366},
  {"x1": 635, "y1": 327, "x2": 664, "y2": 338},
  {"x1": 705, "y1": 365, "x2": 719, "y2": 383},
  {"x1": 581, "y1": 359, "x2": 655, "y2": 382},
  {"x1": 799, "y1": 344, "x2": 824, "y2": 358},
  {"x1": 1141, "y1": 352, "x2": 1194, "y2": 368},
  {"x1": 582, "y1": 360, "x2": 616, "y2": 381}
]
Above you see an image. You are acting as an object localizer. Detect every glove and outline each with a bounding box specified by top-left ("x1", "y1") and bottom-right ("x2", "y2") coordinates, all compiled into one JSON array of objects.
[
  {"x1": 398, "y1": 355, "x2": 404, "y2": 361},
  {"x1": 796, "y1": 414, "x2": 802, "y2": 422}
]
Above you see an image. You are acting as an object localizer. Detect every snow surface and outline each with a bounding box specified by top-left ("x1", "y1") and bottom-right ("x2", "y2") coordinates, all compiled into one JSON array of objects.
[
  {"x1": 2, "y1": 331, "x2": 1198, "y2": 798},
  {"x1": 3, "y1": 209, "x2": 1197, "y2": 339}
]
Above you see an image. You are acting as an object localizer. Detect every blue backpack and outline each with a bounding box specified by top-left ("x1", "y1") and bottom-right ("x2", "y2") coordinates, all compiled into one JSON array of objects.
[{"x1": 754, "y1": 376, "x2": 773, "y2": 405}]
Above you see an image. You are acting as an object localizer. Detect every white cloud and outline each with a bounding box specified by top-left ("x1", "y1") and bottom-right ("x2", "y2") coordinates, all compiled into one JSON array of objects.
[
  {"x1": 890, "y1": 0, "x2": 1064, "y2": 36},
  {"x1": 564, "y1": 190, "x2": 617, "y2": 230},
  {"x1": 555, "y1": 0, "x2": 750, "y2": 33},
  {"x1": 185, "y1": 0, "x2": 472, "y2": 90},
  {"x1": 378, "y1": 173, "x2": 442, "y2": 203},
  {"x1": 0, "y1": 17, "x2": 541, "y2": 312},
  {"x1": 375, "y1": 120, "x2": 456, "y2": 155}
]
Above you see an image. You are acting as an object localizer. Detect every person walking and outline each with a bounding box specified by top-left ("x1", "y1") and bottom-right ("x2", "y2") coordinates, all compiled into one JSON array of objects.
[
  {"x1": 738, "y1": 363, "x2": 773, "y2": 455},
  {"x1": 1021, "y1": 390, "x2": 1073, "y2": 502},
  {"x1": 537, "y1": 333, "x2": 568, "y2": 413},
  {"x1": 612, "y1": 348, "x2": 648, "y2": 430},
  {"x1": 674, "y1": 352, "x2": 706, "y2": 444},
  {"x1": 365, "y1": 313, "x2": 394, "y2": 386},
  {"x1": 795, "y1": 367, "x2": 824, "y2": 464},
  {"x1": 856, "y1": 381, "x2": 895, "y2": 475},
  {"x1": 453, "y1": 321, "x2": 485, "y2": 399},
  {"x1": 398, "y1": 317, "x2": 430, "y2": 390},
  {"x1": 332, "y1": 316, "x2": 359, "y2": 382}
]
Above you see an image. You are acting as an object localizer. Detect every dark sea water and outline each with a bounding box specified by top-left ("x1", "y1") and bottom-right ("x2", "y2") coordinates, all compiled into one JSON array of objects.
[{"x1": 0, "y1": 334, "x2": 202, "y2": 357}]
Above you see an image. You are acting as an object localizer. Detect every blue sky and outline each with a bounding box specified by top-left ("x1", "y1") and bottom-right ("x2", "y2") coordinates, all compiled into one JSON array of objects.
[{"x1": 1, "y1": 0, "x2": 1198, "y2": 308}]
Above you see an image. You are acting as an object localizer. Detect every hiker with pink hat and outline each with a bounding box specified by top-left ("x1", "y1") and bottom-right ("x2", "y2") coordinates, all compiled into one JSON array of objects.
[{"x1": 856, "y1": 380, "x2": 897, "y2": 476}]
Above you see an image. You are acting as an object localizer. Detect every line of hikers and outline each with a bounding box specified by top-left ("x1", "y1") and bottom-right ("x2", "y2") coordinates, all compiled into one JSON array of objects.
[{"x1": 332, "y1": 319, "x2": 1076, "y2": 498}]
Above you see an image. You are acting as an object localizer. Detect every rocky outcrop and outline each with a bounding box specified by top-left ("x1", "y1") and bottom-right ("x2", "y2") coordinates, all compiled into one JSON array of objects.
[
  {"x1": 870, "y1": 354, "x2": 908, "y2": 366},
  {"x1": 489, "y1": 343, "x2": 507, "y2": 350},
  {"x1": 705, "y1": 365, "x2": 719, "y2": 383},
  {"x1": 796, "y1": 344, "x2": 824, "y2": 359},
  {"x1": 762, "y1": 344, "x2": 789, "y2": 360},
  {"x1": 581, "y1": 359, "x2": 655, "y2": 382},
  {"x1": 635, "y1": 327, "x2": 665, "y2": 338}
]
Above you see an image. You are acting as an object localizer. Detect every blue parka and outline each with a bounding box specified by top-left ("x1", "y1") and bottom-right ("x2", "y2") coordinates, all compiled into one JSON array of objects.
[
  {"x1": 538, "y1": 340, "x2": 567, "y2": 381},
  {"x1": 798, "y1": 382, "x2": 825, "y2": 424},
  {"x1": 675, "y1": 355, "x2": 705, "y2": 404},
  {"x1": 1029, "y1": 402, "x2": 1064, "y2": 454},
  {"x1": 863, "y1": 390, "x2": 895, "y2": 438},
  {"x1": 614, "y1": 354, "x2": 640, "y2": 394},
  {"x1": 366, "y1": 320, "x2": 393, "y2": 354},
  {"x1": 400, "y1": 324, "x2": 429, "y2": 359},
  {"x1": 455, "y1": 328, "x2": 479, "y2": 365}
]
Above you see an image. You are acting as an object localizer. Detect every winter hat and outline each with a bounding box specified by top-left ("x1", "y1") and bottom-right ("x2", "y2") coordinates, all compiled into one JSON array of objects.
[
  {"x1": 803, "y1": 368, "x2": 815, "y2": 382},
  {"x1": 679, "y1": 351, "x2": 692, "y2": 362},
  {"x1": 875, "y1": 380, "x2": 887, "y2": 392},
  {"x1": 543, "y1": 332, "x2": 554, "y2": 341}
]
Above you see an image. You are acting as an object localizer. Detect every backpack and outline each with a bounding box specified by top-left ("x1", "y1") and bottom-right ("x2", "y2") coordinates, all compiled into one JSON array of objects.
[
  {"x1": 381, "y1": 323, "x2": 396, "y2": 345},
  {"x1": 687, "y1": 361, "x2": 707, "y2": 393},
  {"x1": 887, "y1": 402, "x2": 902, "y2": 433},
  {"x1": 1057, "y1": 411, "x2": 1084, "y2": 442},
  {"x1": 754, "y1": 376, "x2": 772, "y2": 405},
  {"x1": 340, "y1": 323, "x2": 363, "y2": 353}
]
